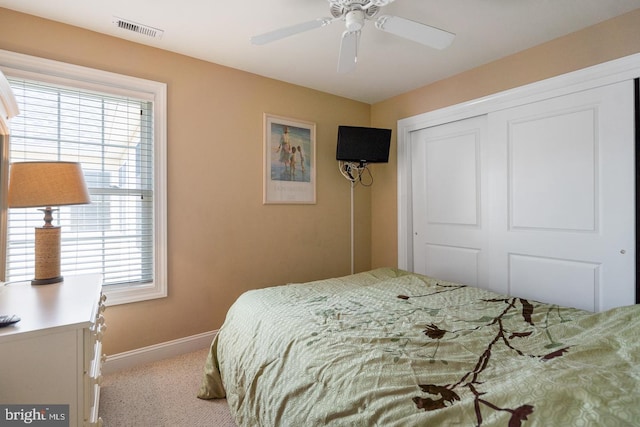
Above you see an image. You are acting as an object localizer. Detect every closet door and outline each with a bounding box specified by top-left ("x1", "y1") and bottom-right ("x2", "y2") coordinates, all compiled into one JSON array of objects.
[
  {"x1": 411, "y1": 80, "x2": 635, "y2": 311},
  {"x1": 488, "y1": 80, "x2": 635, "y2": 311},
  {"x1": 411, "y1": 115, "x2": 490, "y2": 288}
]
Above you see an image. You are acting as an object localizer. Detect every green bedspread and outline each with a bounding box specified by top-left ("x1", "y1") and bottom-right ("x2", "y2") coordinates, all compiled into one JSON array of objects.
[{"x1": 198, "y1": 268, "x2": 640, "y2": 426}]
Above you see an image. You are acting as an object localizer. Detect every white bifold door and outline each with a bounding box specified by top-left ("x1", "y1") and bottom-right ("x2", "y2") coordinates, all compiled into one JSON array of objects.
[{"x1": 411, "y1": 80, "x2": 635, "y2": 312}]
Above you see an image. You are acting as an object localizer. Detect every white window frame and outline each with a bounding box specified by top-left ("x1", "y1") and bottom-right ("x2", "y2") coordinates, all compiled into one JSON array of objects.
[{"x1": 0, "y1": 49, "x2": 167, "y2": 305}]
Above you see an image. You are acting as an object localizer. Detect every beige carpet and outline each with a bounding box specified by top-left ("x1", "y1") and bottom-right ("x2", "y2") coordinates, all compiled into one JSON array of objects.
[{"x1": 99, "y1": 348, "x2": 236, "y2": 427}]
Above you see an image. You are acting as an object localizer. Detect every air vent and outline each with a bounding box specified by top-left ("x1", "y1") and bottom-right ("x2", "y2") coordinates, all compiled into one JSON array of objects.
[{"x1": 112, "y1": 17, "x2": 164, "y2": 39}]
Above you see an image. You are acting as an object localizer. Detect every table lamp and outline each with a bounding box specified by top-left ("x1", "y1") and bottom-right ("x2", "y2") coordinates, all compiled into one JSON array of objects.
[{"x1": 7, "y1": 161, "x2": 91, "y2": 285}]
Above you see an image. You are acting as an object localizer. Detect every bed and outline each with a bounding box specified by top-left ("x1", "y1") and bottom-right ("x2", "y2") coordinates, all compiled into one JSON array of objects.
[{"x1": 198, "y1": 268, "x2": 640, "y2": 426}]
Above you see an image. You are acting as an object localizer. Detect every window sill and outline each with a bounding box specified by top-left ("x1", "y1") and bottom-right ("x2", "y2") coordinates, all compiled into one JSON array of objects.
[{"x1": 102, "y1": 279, "x2": 167, "y2": 306}]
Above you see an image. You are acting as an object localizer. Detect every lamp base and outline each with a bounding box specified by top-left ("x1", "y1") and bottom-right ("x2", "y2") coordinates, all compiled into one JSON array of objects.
[
  {"x1": 31, "y1": 276, "x2": 64, "y2": 286},
  {"x1": 34, "y1": 226, "x2": 62, "y2": 285}
]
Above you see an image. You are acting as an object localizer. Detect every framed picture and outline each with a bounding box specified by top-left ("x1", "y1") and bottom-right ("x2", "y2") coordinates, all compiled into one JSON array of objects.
[{"x1": 263, "y1": 113, "x2": 316, "y2": 204}]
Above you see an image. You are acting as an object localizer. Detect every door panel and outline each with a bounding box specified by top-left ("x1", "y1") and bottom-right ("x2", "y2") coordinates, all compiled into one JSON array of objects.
[
  {"x1": 411, "y1": 116, "x2": 489, "y2": 288},
  {"x1": 489, "y1": 80, "x2": 635, "y2": 311},
  {"x1": 424, "y1": 244, "x2": 481, "y2": 287},
  {"x1": 508, "y1": 254, "x2": 599, "y2": 311},
  {"x1": 509, "y1": 108, "x2": 596, "y2": 231},
  {"x1": 425, "y1": 130, "x2": 479, "y2": 226}
]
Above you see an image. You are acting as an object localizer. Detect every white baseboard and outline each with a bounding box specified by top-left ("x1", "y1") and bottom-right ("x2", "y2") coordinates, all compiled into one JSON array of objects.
[{"x1": 102, "y1": 330, "x2": 217, "y2": 375}]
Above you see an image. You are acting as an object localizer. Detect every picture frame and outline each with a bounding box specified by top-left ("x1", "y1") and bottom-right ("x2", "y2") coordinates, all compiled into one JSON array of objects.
[{"x1": 263, "y1": 113, "x2": 316, "y2": 204}]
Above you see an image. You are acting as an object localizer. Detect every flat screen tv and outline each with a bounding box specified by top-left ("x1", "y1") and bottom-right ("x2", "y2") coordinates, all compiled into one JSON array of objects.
[{"x1": 336, "y1": 125, "x2": 392, "y2": 164}]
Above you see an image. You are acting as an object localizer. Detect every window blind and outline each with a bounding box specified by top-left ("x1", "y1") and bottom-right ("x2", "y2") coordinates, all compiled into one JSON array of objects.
[{"x1": 5, "y1": 77, "x2": 154, "y2": 286}]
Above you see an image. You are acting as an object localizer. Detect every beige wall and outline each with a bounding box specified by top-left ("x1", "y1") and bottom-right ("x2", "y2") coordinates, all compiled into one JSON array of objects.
[
  {"x1": 0, "y1": 8, "x2": 371, "y2": 354},
  {"x1": 370, "y1": 8, "x2": 640, "y2": 269}
]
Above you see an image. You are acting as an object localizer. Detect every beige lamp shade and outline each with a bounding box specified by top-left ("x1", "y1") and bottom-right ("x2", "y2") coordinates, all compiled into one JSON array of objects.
[
  {"x1": 8, "y1": 161, "x2": 91, "y2": 208},
  {"x1": 7, "y1": 161, "x2": 91, "y2": 284}
]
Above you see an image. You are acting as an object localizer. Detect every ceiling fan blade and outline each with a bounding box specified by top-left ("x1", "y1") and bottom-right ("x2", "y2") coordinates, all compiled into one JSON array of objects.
[
  {"x1": 337, "y1": 31, "x2": 359, "y2": 73},
  {"x1": 375, "y1": 15, "x2": 455, "y2": 50},
  {"x1": 251, "y1": 18, "x2": 333, "y2": 45}
]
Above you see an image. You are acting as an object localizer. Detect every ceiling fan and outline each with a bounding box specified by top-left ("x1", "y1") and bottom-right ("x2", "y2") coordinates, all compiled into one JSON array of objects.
[{"x1": 251, "y1": 0, "x2": 455, "y2": 73}]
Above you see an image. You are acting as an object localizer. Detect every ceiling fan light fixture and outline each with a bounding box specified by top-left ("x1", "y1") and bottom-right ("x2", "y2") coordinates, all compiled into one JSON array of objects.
[{"x1": 345, "y1": 10, "x2": 365, "y2": 32}]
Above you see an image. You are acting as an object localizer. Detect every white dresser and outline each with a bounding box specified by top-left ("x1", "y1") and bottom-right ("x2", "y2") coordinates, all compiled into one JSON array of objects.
[{"x1": 0, "y1": 274, "x2": 106, "y2": 426}]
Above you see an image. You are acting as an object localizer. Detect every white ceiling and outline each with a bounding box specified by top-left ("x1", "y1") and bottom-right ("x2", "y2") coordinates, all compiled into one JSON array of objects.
[{"x1": 1, "y1": 0, "x2": 639, "y2": 104}]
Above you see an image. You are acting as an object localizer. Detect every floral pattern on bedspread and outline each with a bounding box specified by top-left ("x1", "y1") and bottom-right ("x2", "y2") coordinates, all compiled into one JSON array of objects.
[{"x1": 199, "y1": 268, "x2": 640, "y2": 427}]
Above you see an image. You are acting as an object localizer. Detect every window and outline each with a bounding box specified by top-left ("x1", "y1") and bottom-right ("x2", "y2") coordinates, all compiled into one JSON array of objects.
[{"x1": 0, "y1": 50, "x2": 167, "y2": 305}]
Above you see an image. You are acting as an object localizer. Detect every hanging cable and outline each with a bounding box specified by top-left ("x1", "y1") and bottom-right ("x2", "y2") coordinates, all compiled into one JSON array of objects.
[{"x1": 338, "y1": 161, "x2": 374, "y2": 186}]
